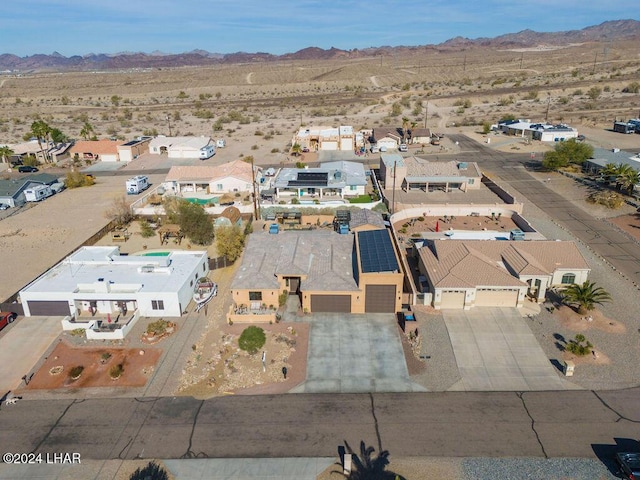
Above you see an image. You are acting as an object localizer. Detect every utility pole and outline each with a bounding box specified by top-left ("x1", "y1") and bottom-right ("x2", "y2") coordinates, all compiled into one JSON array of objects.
[
  {"x1": 424, "y1": 101, "x2": 429, "y2": 129},
  {"x1": 545, "y1": 93, "x2": 551, "y2": 123},
  {"x1": 391, "y1": 160, "x2": 397, "y2": 214},
  {"x1": 520, "y1": 53, "x2": 523, "y2": 70},
  {"x1": 166, "y1": 114, "x2": 172, "y2": 136},
  {"x1": 592, "y1": 52, "x2": 598, "y2": 75},
  {"x1": 250, "y1": 156, "x2": 260, "y2": 220}
]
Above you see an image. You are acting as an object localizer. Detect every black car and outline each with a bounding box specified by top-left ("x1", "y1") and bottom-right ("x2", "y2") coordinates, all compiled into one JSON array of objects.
[
  {"x1": 18, "y1": 165, "x2": 39, "y2": 173},
  {"x1": 616, "y1": 452, "x2": 640, "y2": 480}
]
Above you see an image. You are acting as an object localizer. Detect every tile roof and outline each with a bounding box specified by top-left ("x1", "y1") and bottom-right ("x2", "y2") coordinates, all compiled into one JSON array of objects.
[
  {"x1": 232, "y1": 231, "x2": 358, "y2": 292},
  {"x1": 349, "y1": 209, "x2": 385, "y2": 230},
  {"x1": 419, "y1": 240, "x2": 589, "y2": 288},
  {"x1": 165, "y1": 159, "x2": 254, "y2": 183},
  {"x1": 69, "y1": 139, "x2": 121, "y2": 155}
]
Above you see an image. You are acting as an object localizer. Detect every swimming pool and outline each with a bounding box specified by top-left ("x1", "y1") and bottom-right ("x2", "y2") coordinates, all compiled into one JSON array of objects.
[
  {"x1": 141, "y1": 251, "x2": 171, "y2": 256},
  {"x1": 185, "y1": 197, "x2": 218, "y2": 205}
]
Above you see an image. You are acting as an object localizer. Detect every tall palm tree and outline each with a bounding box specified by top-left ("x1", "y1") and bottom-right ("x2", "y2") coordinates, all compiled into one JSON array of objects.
[
  {"x1": 291, "y1": 143, "x2": 302, "y2": 157},
  {"x1": 562, "y1": 281, "x2": 611, "y2": 314},
  {"x1": 30, "y1": 119, "x2": 52, "y2": 163},
  {"x1": 0, "y1": 145, "x2": 14, "y2": 164},
  {"x1": 401, "y1": 117, "x2": 410, "y2": 143},
  {"x1": 599, "y1": 163, "x2": 620, "y2": 186},
  {"x1": 619, "y1": 167, "x2": 640, "y2": 195}
]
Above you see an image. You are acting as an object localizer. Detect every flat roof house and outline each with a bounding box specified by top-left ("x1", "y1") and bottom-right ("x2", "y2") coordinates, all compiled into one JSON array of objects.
[
  {"x1": 19, "y1": 246, "x2": 209, "y2": 318},
  {"x1": 273, "y1": 161, "x2": 367, "y2": 200},
  {"x1": 380, "y1": 154, "x2": 481, "y2": 192},
  {"x1": 583, "y1": 148, "x2": 640, "y2": 175},
  {"x1": 417, "y1": 239, "x2": 590, "y2": 309},
  {"x1": 150, "y1": 136, "x2": 215, "y2": 159},
  {"x1": 231, "y1": 229, "x2": 403, "y2": 316},
  {"x1": 0, "y1": 173, "x2": 59, "y2": 208},
  {"x1": 292, "y1": 126, "x2": 355, "y2": 151}
]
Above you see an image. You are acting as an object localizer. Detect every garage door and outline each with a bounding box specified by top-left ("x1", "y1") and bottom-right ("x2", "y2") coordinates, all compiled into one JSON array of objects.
[
  {"x1": 474, "y1": 289, "x2": 519, "y2": 307},
  {"x1": 365, "y1": 285, "x2": 396, "y2": 313},
  {"x1": 26, "y1": 300, "x2": 70, "y2": 316},
  {"x1": 340, "y1": 138, "x2": 353, "y2": 151},
  {"x1": 322, "y1": 141, "x2": 338, "y2": 151},
  {"x1": 310, "y1": 294, "x2": 351, "y2": 313},
  {"x1": 440, "y1": 291, "x2": 465, "y2": 309}
]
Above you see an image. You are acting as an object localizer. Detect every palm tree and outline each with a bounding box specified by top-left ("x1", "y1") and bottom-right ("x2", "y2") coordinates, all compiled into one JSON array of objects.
[
  {"x1": 291, "y1": 143, "x2": 302, "y2": 157},
  {"x1": 619, "y1": 167, "x2": 640, "y2": 195},
  {"x1": 599, "y1": 163, "x2": 620, "y2": 186},
  {"x1": 339, "y1": 441, "x2": 404, "y2": 480},
  {"x1": 401, "y1": 117, "x2": 410, "y2": 143},
  {"x1": 79, "y1": 122, "x2": 95, "y2": 140},
  {"x1": 30, "y1": 119, "x2": 52, "y2": 163},
  {"x1": 562, "y1": 281, "x2": 612, "y2": 314},
  {"x1": 0, "y1": 145, "x2": 14, "y2": 164}
]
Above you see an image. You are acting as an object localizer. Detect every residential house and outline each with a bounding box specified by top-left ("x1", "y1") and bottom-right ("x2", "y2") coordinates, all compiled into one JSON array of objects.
[
  {"x1": 582, "y1": 148, "x2": 640, "y2": 176},
  {"x1": 417, "y1": 239, "x2": 590, "y2": 309},
  {"x1": 409, "y1": 128, "x2": 431, "y2": 145},
  {"x1": 163, "y1": 160, "x2": 259, "y2": 196},
  {"x1": 19, "y1": 246, "x2": 209, "y2": 318},
  {"x1": 0, "y1": 173, "x2": 59, "y2": 208},
  {"x1": 149, "y1": 136, "x2": 215, "y2": 159},
  {"x1": 117, "y1": 137, "x2": 151, "y2": 162},
  {"x1": 379, "y1": 154, "x2": 481, "y2": 192},
  {"x1": 231, "y1": 229, "x2": 403, "y2": 315},
  {"x1": 273, "y1": 161, "x2": 367, "y2": 200},
  {"x1": 69, "y1": 139, "x2": 121, "y2": 162},
  {"x1": 292, "y1": 126, "x2": 356, "y2": 151},
  {"x1": 372, "y1": 127, "x2": 403, "y2": 150},
  {"x1": 497, "y1": 119, "x2": 578, "y2": 142}
]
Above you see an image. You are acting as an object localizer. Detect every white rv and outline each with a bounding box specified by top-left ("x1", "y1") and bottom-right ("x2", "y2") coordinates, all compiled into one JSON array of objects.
[
  {"x1": 24, "y1": 184, "x2": 53, "y2": 202},
  {"x1": 199, "y1": 144, "x2": 216, "y2": 160},
  {"x1": 126, "y1": 175, "x2": 149, "y2": 195}
]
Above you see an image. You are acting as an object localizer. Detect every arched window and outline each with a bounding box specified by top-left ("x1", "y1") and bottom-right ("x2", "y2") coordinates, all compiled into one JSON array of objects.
[{"x1": 561, "y1": 273, "x2": 576, "y2": 284}]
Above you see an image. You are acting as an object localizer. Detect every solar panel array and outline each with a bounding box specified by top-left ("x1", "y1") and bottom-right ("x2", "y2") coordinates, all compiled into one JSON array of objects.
[
  {"x1": 288, "y1": 171, "x2": 329, "y2": 187},
  {"x1": 358, "y1": 229, "x2": 399, "y2": 273}
]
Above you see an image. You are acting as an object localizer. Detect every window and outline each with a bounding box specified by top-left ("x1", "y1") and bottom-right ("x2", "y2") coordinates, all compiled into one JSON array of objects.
[
  {"x1": 561, "y1": 273, "x2": 576, "y2": 284},
  {"x1": 151, "y1": 300, "x2": 165, "y2": 310},
  {"x1": 203, "y1": 263, "x2": 206, "y2": 272},
  {"x1": 216, "y1": 184, "x2": 223, "y2": 191},
  {"x1": 350, "y1": 185, "x2": 357, "y2": 191},
  {"x1": 249, "y1": 291, "x2": 262, "y2": 301},
  {"x1": 468, "y1": 179, "x2": 475, "y2": 185}
]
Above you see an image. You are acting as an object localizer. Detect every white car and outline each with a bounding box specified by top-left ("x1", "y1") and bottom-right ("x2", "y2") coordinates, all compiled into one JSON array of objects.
[
  {"x1": 0, "y1": 204, "x2": 9, "y2": 210},
  {"x1": 398, "y1": 144, "x2": 408, "y2": 152},
  {"x1": 379, "y1": 145, "x2": 388, "y2": 152}
]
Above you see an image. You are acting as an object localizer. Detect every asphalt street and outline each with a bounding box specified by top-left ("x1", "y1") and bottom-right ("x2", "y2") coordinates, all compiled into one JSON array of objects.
[{"x1": 0, "y1": 389, "x2": 638, "y2": 460}]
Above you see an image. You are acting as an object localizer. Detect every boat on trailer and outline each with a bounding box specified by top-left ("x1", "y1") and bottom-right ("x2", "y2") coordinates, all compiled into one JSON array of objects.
[{"x1": 193, "y1": 278, "x2": 217, "y2": 311}]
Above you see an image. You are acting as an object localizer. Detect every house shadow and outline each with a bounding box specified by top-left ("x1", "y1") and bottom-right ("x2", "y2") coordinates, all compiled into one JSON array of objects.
[{"x1": 592, "y1": 437, "x2": 640, "y2": 477}]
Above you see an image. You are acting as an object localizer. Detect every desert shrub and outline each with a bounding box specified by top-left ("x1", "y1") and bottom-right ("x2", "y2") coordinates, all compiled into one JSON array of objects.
[
  {"x1": 109, "y1": 363, "x2": 124, "y2": 379},
  {"x1": 70, "y1": 328, "x2": 85, "y2": 337},
  {"x1": 101, "y1": 352, "x2": 112, "y2": 361},
  {"x1": 565, "y1": 334, "x2": 593, "y2": 356},
  {"x1": 69, "y1": 366, "x2": 84, "y2": 379},
  {"x1": 586, "y1": 191, "x2": 625, "y2": 209},
  {"x1": 146, "y1": 319, "x2": 170, "y2": 336},
  {"x1": 139, "y1": 219, "x2": 155, "y2": 238},
  {"x1": 278, "y1": 291, "x2": 288, "y2": 307},
  {"x1": 65, "y1": 171, "x2": 94, "y2": 189},
  {"x1": 270, "y1": 148, "x2": 280, "y2": 153},
  {"x1": 238, "y1": 326, "x2": 266, "y2": 354},
  {"x1": 291, "y1": 197, "x2": 300, "y2": 204},
  {"x1": 623, "y1": 82, "x2": 640, "y2": 93}
]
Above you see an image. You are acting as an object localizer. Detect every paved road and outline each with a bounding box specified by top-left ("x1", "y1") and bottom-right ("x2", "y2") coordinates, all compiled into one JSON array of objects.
[
  {"x1": 446, "y1": 134, "x2": 640, "y2": 287},
  {"x1": 0, "y1": 389, "x2": 638, "y2": 460}
]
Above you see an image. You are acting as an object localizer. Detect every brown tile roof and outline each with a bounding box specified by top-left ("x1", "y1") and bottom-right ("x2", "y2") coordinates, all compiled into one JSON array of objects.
[
  {"x1": 419, "y1": 240, "x2": 589, "y2": 288},
  {"x1": 373, "y1": 127, "x2": 402, "y2": 141},
  {"x1": 69, "y1": 139, "x2": 120, "y2": 155},
  {"x1": 165, "y1": 159, "x2": 254, "y2": 183}
]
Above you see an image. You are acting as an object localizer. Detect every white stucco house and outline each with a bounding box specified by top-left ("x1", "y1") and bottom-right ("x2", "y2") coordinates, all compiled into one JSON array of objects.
[
  {"x1": 163, "y1": 160, "x2": 259, "y2": 196},
  {"x1": 273, "y1": 160, "x2": 367, "y2": 199},
  {"x1": 19, "y1": 246, "x2": 209, "y2": 318},
  {"x1": 149, "y1": 136, "x2": 216, "y2": 159}
]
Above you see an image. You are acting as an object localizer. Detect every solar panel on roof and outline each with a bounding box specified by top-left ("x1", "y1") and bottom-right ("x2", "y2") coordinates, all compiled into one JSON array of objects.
[
  {"x1": 297, "y1": 172, "x2": 328, "y2": 182},
  {"x1": 358, "y1": 229, "x2": 399, "y2": 273}
]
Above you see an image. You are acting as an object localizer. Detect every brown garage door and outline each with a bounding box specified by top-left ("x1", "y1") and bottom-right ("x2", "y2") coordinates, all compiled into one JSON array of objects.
[
  {"x1": 310, "y1": 294, "x2": 351, "y2": 313},
  {"x1": 365, "y1": 284, "x2": 396, "y2": 313},
  {"x1": 440, "y1": 291, "x2": 466, "y2": 309},
  {"x1": 26, "y1": 300, "x2": 70, "y2": 316},
  {"x1": 474, "y1": 289, "x2": 519, "y2": 307}
]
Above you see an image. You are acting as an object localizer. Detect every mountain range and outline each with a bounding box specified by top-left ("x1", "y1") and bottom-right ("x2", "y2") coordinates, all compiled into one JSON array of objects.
[{"x1": 1, "y1": 19, "x2": 638, "y2": 72}]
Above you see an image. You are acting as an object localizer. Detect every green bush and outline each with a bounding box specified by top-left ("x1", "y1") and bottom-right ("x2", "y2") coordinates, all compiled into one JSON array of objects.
[
  {"x1": 565, "y1": 334, "x2": 593, "y2": 356},
  {"x1": 139, "y1": 219, "x2": 155, "y2": 238},
  {"x1": 146, "y1": 319, "x2": 169, "y2": 336},
  {"x1": 69, "y1": 366, "x2": 84, "y2": 379},
  {"x1": 278, "y1": 291, "x2": 288, "y2": 307},
  {"x1": 238, "y1": 326, "x2": 266, "y2": 355}
]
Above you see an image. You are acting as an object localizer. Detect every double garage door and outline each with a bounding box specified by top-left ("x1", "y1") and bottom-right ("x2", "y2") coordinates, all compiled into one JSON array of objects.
[
  {"x1": 26, "y1": 300, "x2": 71, "y2": 316},
  {"x1": 475, "y1": 288, "x2": 519, "y2": 307}
]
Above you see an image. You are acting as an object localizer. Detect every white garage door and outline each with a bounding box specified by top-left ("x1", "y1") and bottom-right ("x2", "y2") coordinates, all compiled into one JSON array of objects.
[
  {"x1": 474, "y1": 289, "x2": 519, "y2": 307},
  {"x1": 379, "y1": 140, "x2": 397, "y2": 149},
  {"x1": 440, "y1": 291, "x2": 465, "y2": 309},
  {"x1": 340, "y1": 138, "x2": 353, "y2": 151},
  {"x1": 322, "y1": 141, "x2": 338, "y2": 150}
]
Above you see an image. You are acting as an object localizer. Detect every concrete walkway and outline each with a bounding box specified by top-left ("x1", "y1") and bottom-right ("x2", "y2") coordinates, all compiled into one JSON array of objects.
[
  {"x1": 443, "y1": 308, "x2": 573, "y2": 391},
  {"x1": 291, "y1": 314, "x2": 426, "y2": 393}
]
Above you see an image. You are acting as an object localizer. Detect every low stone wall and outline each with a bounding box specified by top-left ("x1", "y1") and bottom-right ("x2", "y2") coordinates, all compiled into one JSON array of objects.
[{"x1": 390, "y1": 204, "x2": 523, "y2": 225}]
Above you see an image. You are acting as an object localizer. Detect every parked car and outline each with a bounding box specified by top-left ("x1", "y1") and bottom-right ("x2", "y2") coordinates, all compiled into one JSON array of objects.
[
  {"x1": 0, "y1": 204, "x2": 9, "y2": 210},
  {"x1": 370, "y1": 145, "x2": 379, "y2": 153},
  {"x1": 0, "y1": 312, "x2": 17, "y2": 332},
  {"x1": 616, "y1": 452, "x2": 640, "y2": 480},
  {"x1": 398, "y1": 144, "x2": 408, "y2": 152},
  {"x1": 302, "y1": 147, "x2": 310, "y2": 153},
  {"x1": 18, "y1": 165, "x2": 39, "y2": 173},
  {"x1": 379, "y1": 145, "x2": 388, "y2": 152},
  {"x1": 576, "y1": 134, "x2": 586, "y2": 142}
]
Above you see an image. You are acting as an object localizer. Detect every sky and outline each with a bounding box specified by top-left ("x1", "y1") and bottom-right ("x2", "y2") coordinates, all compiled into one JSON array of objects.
[{"x1": 0, "y1": 1, "x2": 635, "y2": 57}]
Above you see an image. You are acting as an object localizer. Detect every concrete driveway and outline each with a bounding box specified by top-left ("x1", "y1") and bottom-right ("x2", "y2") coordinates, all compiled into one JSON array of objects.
[
  {"x1": 443, "y1": 308, "x2": 571, "y2": 391},
  {"x1": 291, "y1": 314, "x2": 426, "y2": 393},
  {"x1": 0, "y1": 315, "x2": 61, "y2": 392}
]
